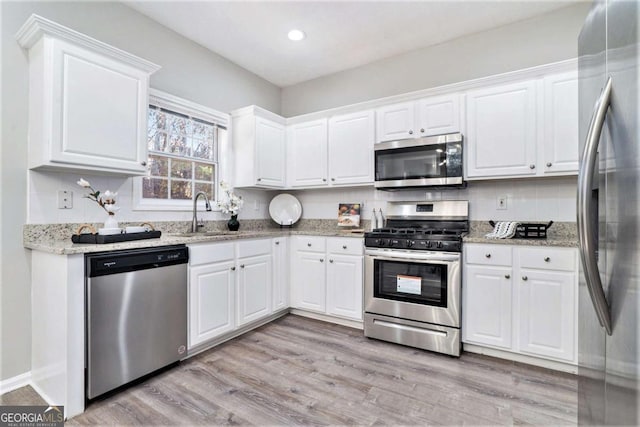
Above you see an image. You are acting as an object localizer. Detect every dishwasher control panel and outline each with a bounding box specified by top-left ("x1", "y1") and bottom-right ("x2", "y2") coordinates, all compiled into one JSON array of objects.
[{"x1": 87, "y1": 245, "x2": 189, "y2": 277}]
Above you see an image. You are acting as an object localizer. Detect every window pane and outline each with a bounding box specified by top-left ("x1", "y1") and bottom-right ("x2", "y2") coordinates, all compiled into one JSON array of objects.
[
  {"x1": 169, "y1": 133, "x2": 190, "y2": 156},
  {"x1": 148, "y1": 155, "x2": 168, "y2": 177},
  {"x1": 192, "y1": 138, "x2": 213, "y2": 160},
  {"x1": 194, "y1": 162, "x2": 214, "y2": 181},
  {"x1": 171, "y1": 159, "x2": 193, "y2": 179},
  {"x1": 148, "y1": 132, "x2": 168, "y2": 152},
  {"x1": 168, "y1": 115, "x2": 187, "y2": 135},
  {"x1": 194, "y1": 182, "x2": 214, "y2": 199},
  {"x1": 171, "y1": 180, "x2": 192, "y2": 200},
  {"x1": 142, "y1": 177, "x2": 168, "y2": 199}
]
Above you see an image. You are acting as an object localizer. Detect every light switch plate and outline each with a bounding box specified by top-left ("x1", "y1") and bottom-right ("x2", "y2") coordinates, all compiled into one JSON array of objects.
[
  {"x1": 57, "y1": 190, "x2": 73, "y2": 209},
  {"x1": 497, "y1": 195, "x2": 507, "y2": 210}
]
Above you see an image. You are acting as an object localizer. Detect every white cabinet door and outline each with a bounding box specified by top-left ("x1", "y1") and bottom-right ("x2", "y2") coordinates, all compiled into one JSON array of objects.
[
  {"x1": 291, "y1": 250, "x2": 326, "y2": 312},
  {"x1": 328, "y1": 110, "x2": 375, "y2": 185},
  {"x1": 289, "y1": 119, "x2": 328, "y2": 187},
  {"x1": 255, "y1": 117, "x2": 286, "y2": 187},
  {"x1": 543, "y1": 72, "x2": 579, "y2": 174},
  {"x1": 326, "y1": 254, "x2": 363, "y2": 320},
  {"x1": 417, "y1": 95, "x2": 460, "y2": 136},
  {"x1": 376, "y1": 102, "x2": 416, "y2": 142},
  {"x1": 517, "y1": 269, "x2": 575, "y2": 362},
  {"x1": 189, "y1": 260, "x2": 235, "y2": 348},
  {"x1": 466, "y1": 81, "x2": 538, "y2": 178},
  {"x1": 272, "y1": 238, "x2": 289, "y2": 312},
  {"x1": 463, "y1": 265, "x2": 513, "y2": 349},
  {"x1": 237, "y1": 254, "x2": 272, "y2": 327}
]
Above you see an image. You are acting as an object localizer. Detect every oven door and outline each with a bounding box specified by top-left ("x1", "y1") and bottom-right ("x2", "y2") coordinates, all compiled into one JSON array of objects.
[
  {"x1": 374, "y1": 135, "x2": 463, "y2": 189},
  {"x1": 364, "y1": 248, "x2": 461, "y2": 327}
]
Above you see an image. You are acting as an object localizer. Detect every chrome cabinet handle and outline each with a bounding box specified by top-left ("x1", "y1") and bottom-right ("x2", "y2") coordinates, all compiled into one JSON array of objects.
[
  {"x1": 331, "y1": 178, "x2": 335, "y2": 181},
  {"x1": 240, "y1": 264, "x2": 245, "y2": 268},
  {"x1": 522, "y1": 276, "x2": 528, "y2": 281},
  {"x1": 529, "y1": 164, "x2": 536, "y2": 169},
  {"x1": 307, "y1": 243, "x2": 312, "y2": 247},
  {"x1": 505, "y1": 274, "x2": 510, "y2": 279},
  {"x1": 329, "y1": 259, "x2": 334, "y2": 263},
  {"x1": 275, "y1": 241, "x2": 280, "y2": 245},
  {"x1": 578, "y1": 76, "x2": 613, "y2": 335},
  {"x1": 408, "y1": 130, "x2": 414, "y2": 135},
  {"x1": 342, "y1": 245, "x2": 347, "y2": 249},
  {"x1": 322, "y1": 178, "x2": 327, "y2": 182},
  {"x1": 320, "y1": 258, "x2": 324, "y2": 263},
  {"x1": 546, "y1": 162, "x2": 552, "y2": 167},
  {"x1": 231, "y1": 267, "x2": 236, "y2": 271},
  {"x1": 544, "y1": 256, "x2": 550, "y2": 262},
  {"x1": 257, "y1": 178, "x2": 262, "y2": 182},
  {"x1": 420, "y1": 128, "x2": 425, "y2": 133},
  {"x1": 141, "y1": 161, "x2": 147, "y2": 166},
  {"x1": 485, "y1": 253, "x2": 491, "y2": 258}
]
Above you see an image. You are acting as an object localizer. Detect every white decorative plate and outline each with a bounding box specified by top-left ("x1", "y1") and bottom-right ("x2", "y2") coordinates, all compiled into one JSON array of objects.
[{"x1": 269, "y1": 194, "x2": 302, "y2": 226}]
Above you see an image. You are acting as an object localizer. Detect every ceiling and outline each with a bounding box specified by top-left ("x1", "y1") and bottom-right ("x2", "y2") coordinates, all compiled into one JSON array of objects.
[{"x1": 126, "y1": 1, "x2": 576, "y2": 87}]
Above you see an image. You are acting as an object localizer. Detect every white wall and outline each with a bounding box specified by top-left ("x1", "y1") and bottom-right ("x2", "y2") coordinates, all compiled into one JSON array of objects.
[
  {"x1": 281, "y1": 3, "x2": 591, "y2": 117},
  {"x1": 1, "y1": 1, "x2": 280, "y2": 382},
  {"x1": 292, "y1": 177, "x2": 577, "y2": 224}
]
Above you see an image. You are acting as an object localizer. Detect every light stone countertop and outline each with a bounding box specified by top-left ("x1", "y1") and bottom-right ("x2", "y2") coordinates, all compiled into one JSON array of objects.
[
  {"x1": 463, "y1": 221, "x2": 578, "y2": 248},
  {"x1": 24, "y1": 219, "x2": 367, "y2": 255}
]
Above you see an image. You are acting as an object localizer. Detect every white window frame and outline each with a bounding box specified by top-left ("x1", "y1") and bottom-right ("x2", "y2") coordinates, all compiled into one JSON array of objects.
[{"x1": 133, "y1": 89, "x2": 230, "y2": 211}]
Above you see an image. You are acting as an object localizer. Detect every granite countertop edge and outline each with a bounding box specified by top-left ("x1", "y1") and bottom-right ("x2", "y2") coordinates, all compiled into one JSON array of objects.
[
  {"x1": 25, "y1": 229, "x2": 367, "y2": 255},
  {"x1": 463, "y1": 235, "x2": 578, "y2": 248}
]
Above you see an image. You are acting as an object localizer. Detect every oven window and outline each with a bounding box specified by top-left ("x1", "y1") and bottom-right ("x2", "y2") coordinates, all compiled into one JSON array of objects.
[
  {"x1": 375, "y1": 143, "x2": 447, "y2": 181},
  {"x1": 373, "y1": 259, "x2": 447, "y2": 306}
]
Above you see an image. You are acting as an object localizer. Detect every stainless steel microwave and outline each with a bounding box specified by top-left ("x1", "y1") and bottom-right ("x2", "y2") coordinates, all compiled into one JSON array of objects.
[{"x1": 374, "y1": 133, "x2": 463, "y2": 190}]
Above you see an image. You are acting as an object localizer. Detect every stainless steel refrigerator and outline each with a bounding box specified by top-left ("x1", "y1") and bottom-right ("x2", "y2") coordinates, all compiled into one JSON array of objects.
[{"x1": 578, "y1": 0, "x2": 639, "y2": 424}]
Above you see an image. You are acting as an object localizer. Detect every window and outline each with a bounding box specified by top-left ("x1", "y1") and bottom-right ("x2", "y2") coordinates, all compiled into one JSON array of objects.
[{"x1": 134, "y1": 90, "x2": 229, "y2": 210}]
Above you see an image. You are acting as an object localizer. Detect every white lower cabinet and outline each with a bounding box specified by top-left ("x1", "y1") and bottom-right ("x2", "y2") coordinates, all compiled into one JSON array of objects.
[
  {"x1": 463, "y1": 243, "x2": 577, "y2": 364},
  {"x1": 291, "y1": 236, "x2": 363, "y2": 321},
  {"x1": 188, "y1": 238, "x2": 284, "y2": 349},
  {"x1": 272, "y1": 238, "x2": 289, "y2": 312}
]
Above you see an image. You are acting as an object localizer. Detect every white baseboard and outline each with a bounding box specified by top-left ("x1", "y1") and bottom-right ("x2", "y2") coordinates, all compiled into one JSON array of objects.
[
  {"x1": 28, "y1": 380, "x2": 56, "y2": 407},
  {"x1": 0, "y1": 371, "x2": 31, "y2": 395},
  {"x1": 289, "y1": 309, "x2": 364, "y2": 330},
  {"x1": 463, "y1": 343, "x2": 578, "y2": 374}
]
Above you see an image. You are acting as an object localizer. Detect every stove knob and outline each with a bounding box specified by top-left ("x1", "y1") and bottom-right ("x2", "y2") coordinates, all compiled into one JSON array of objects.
[
  {"x1": 426, "y1": 241, "x2": 432, "y2": 248},
  {"x1": 437, "y1": 241, "x2": 443, "y2": 249},
  {"x1": 407, "y1": 240, "x2": 415, "y2": 248},
  {"x1": 379, "y1": 239, "x2": 385, "y2": 246},
  {"x1": 388, "y1": 240, "x2": 395, "y2": 247}
]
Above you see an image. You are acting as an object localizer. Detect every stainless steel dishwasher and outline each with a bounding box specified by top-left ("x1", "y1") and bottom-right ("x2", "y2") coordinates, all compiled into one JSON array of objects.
[{"x1": 86, "y1": 245, "x2": 188, "y2": 399}]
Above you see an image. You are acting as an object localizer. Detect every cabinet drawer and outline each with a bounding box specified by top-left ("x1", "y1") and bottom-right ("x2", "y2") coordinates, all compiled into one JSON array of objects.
[
  {"x1": 519, "y1": 247, "x2": 576, "y2": 271},
  {"x1": 237, "y1": 239, "x2": 271, "y2": 258},
  {"x1": 293, "y1": 236, "x2": 326, "y2": 253},
  {"x1": 189, "y1": 242, "x2": 235, "y2": 266},
  {"x1": 465, "y1": 244, "x2": 512, "y2": 266},
  {"x1": 327, "y1": 237, "x2": 363, "y2": 256}
]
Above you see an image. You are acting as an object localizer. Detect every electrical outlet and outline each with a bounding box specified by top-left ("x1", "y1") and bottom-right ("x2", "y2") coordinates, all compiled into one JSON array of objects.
[
  {"x1": 57, "y1": 190, "x2": 73, "y2": 209},
  {"x1": 254, "y1": 200, "x2": 260, "y2": 211},
  {"x1": 497, "y1": 195, "x2": 507, "y2": 210}
]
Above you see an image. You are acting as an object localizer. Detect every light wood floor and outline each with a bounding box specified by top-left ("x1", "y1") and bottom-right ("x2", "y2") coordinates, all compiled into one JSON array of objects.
[{"x1": 2, "y1": 314, "x2": 577, "y2": 425}]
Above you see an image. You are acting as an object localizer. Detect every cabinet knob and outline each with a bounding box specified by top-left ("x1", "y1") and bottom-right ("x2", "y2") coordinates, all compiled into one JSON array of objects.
[
  {"x1": 342, "y1": 245, "x2": 347, "y2": 249},
  {"x1": 408, "y1": 130, "x2": 414, "y2": 135},
  {"x1": 141, "y1": 161, "x2": 147, "y2": 166},
  {"x1": 240, "y1": 264, "x2": 245, "y2": 269},
  {"x1": 522, "y1": 276, "x2": 528, "y2": 281},
  {"x1": 505, "y1": 274, "x2": 511, "y2": 279},
  {"x1": 529, "y1": 164, "x2": 536, "y2": 169},
  {"x1": 485, "y1": 253, "x2": 491, "y2": 258},
  {"x1": 257, "y1": 178, "x2": 262, "y2": 182},
  {"x1": 546, "y1": 162, "x2": 552, "y2": 167},
  {"x1": 323, "y1": 178, "x2": 327, "y2": 182},
  {"x1": 331, "y1": 178, "x2": 336, "y2": 181},
  {"x1": 329, "y1": 259, "x2": 334, "y2": 263},
  {"x1": 544, "y1": 256, "x2": 550, "y2": 262},
  {"x1": 320, "y1": 258, "x2": 324, "y2": 263},
  {"x1": 420, "y1": 128, "x2": 425, "y2": 133},
  {"x1": 231, "y1": 267, "x2": 236, "y2": 271},
  {"x1": 275, "y1": 241, "x2": 280, "y2": 245},
  {"x1": 307, "y1": 243, "x2": 312, "y2": 247}
]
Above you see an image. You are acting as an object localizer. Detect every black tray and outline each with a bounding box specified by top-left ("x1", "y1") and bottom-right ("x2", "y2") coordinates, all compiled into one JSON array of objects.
[
  {"x1": 489, "y1": 221, "x2": 554, "y2": 239},
  {"x1": 71, "y1": 230, "x2": 162, "y2": 244}
]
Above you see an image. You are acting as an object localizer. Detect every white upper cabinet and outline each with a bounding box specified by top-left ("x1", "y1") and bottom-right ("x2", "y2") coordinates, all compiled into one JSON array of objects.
[
  {"x1": 466, "y1": 80, "x2": 538, "y2": 178},
  {"x1": 16, "y1": 15, "x2": 160, "y2": 175},
  {"x1": 376, "y1": 102, "x2": 416, "y2": 142},
  {"x1": 328, "y1": 110, "x2": 375, "y2": 186},
  {"x1": 376, "y1": 95, "x2": 461, "y2": 143},
  {"x1": 288, "y1": 119, "x2": 328, "y2": 187},
  {"x1": 542, "y1": 71, "x2": 579, "y2": 174},
  {"x1": 233, "y1": 106, "x2": 286, "y2": 188},
  {"x1": 416, "y1": 95, "x2": 461, "y2": 137}
]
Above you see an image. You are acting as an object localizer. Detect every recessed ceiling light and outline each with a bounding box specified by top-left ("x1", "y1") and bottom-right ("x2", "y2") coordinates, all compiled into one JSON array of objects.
[{"x1": 287, "y1": 29, "x2": 306, "y2": 41}]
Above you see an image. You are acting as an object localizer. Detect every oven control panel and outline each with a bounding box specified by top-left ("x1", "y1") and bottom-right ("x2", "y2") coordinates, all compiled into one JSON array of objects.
[{"x1": 364, "y1": 237, "x2": 461, "y2": 252}]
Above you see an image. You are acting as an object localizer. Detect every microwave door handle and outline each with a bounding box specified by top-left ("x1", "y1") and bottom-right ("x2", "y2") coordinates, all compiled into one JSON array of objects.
[{"x1": 577, "y1": 76, "x2": 612, "y2": 335}]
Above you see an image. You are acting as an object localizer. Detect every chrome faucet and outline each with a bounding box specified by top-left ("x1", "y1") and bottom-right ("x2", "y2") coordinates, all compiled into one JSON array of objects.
[{"x1": 191, "y1": 191, "x2": 212, "y2": 232}]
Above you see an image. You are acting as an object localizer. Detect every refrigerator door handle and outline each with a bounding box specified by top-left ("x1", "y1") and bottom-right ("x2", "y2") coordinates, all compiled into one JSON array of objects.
[{"x1": 577, "y1": 76, "x2": 613, "y2": 335}]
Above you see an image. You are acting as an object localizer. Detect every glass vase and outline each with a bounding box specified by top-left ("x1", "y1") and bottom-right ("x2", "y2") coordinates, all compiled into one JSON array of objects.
[
  {"x1": 104, "y1": 213, "x2": 118, "y2": 229},
  {"x1": 227, "y1": 215, "x2": 240, "y2": 231}
]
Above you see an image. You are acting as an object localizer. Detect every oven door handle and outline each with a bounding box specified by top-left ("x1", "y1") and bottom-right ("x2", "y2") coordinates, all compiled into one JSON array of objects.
[{"x1": 365, "y1": 250, "x2": 459, "y2": 264}]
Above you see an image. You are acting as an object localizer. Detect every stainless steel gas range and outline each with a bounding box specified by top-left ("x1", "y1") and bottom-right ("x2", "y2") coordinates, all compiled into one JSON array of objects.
[{"x1": 364, "y1": 200, "x2": 468, "y2": 356}]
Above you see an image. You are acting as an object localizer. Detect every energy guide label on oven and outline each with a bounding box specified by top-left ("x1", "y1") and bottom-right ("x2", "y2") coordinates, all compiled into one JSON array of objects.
[{"x1": 396, "y1": 275, "x2": 422, "y2": 295}]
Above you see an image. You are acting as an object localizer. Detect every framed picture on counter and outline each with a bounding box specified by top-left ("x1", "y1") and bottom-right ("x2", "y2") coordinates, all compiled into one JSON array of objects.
[{"x1": 338, "y1": 203, "x2": 361, "y2": 227}]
